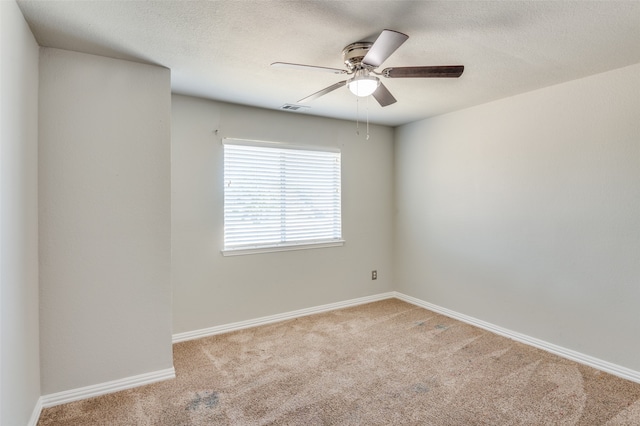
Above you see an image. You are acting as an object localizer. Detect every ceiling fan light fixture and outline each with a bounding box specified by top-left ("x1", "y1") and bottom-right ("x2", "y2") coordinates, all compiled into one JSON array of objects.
[{"x1": 348, "y1": 70, "x2": 380, "y2": 97}]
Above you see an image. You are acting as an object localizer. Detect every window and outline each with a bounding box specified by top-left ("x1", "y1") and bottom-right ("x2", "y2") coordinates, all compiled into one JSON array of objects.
[{"x1": 223, "y1": 139, "x2": 343, "y2": 255}]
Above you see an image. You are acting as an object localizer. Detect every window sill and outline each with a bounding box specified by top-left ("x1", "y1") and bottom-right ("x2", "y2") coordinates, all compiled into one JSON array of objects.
[{"x1": 221, "y1": 240, "x2": 345, "y2": 257}]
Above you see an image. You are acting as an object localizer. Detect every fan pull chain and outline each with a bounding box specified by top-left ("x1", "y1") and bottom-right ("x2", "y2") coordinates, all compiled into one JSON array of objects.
[
  {"x1": 366, "y1": 95, "x2": 370, "y2": 140},
  {"x1": 355, "y1": 97, "x2": 360, "y2": 136},
  {"x1": 354, "y1": 97, "x2": 371, "y2": 139}
]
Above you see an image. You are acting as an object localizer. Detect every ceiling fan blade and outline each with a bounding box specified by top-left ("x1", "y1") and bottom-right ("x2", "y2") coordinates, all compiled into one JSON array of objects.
[
  {"x1": 298, "y1": 80, "x2": 348, "y2": 103},
  {"x1": 362, "y1": 29, "x2": 409, "y2": 68},
  {"x1": 271, "y1": 62, "x2": 347, "y2": 75},
  {"x1": 372, "y1": 83, "x2": 397, "y2": 107},
  {"x1": 382, "y1": 65, "x2": 464, "y2": 78}
]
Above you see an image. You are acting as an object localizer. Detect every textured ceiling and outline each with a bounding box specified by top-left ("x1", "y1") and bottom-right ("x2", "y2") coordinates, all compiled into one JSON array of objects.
[{"x1": 17, "y1": 1, "x2": 640, "y2": 126}]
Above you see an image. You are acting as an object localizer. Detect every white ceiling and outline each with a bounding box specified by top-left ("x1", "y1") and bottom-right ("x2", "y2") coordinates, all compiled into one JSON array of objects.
[{"x1": 17, "y1": 1, "x2": 640, "y2": 127}]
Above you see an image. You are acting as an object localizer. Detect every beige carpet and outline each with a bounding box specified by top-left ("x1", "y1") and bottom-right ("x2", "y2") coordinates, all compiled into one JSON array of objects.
[{"x1": 38, "y1": 299, "x2": 640, "y2": 425}]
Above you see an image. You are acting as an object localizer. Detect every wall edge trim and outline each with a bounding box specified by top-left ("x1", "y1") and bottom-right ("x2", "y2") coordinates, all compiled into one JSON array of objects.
[
  {"x1": 393, "y1": 291, "x2": 640, "y2": 384},
  {"x1": 40, "y1": 367, "x2": 176, "y2": 409},
  {"x1": 27, "y1": 397, "x2": 43, "y2": 426},
  {"x1": 172, "y1": 292, "x2": 396, "y2": 343}
]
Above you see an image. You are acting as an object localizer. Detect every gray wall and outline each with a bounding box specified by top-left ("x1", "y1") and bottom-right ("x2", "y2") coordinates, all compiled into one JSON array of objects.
[
  {"x1": 171, "y1": 95, "x2": 395, "y2": 334},
  {"x1": 38, "y1": 48, "x2": 173, "y2": 394},
  {"x1": 0, "y1": 1, "x2": 41, "y2": 424},
  {"x1": 395, "y1": 63, "x2": 640, "y2": 372}
]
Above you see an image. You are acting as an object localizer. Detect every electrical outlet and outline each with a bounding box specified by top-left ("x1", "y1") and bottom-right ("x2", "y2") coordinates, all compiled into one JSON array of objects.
[{"x1": 372, "y1": 270, "x2": 377, "y2": 280}]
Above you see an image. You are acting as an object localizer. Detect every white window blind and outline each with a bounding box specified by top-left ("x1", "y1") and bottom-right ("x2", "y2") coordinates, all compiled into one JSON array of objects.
[{"x1": 223, "y1": 140, "x2": 342, "y2": 254}]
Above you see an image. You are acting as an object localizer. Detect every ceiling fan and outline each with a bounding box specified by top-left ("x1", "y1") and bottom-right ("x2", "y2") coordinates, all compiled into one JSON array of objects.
[{"x1": 271, "y1": 29, "x2": 464, "y2": 107}]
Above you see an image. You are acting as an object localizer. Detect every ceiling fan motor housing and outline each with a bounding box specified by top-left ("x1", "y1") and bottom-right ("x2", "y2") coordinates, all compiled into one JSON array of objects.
[{"x1": 342, "y1": 42, "x2": 374, "y2": 70}]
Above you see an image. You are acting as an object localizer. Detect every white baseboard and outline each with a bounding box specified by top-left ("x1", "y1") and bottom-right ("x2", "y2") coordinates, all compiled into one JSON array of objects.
[
  {"x1": 28, "y1": 397, "x2": 43, "y2": 426},
  {"x1": 172, "y1": 292, "x2": 396, "y2": 343},
  {"x1": 393, "y1": 291, "x2": 640, "y2": 385},
  {"x1": 32, "y1": 291, "x2": 640, "y2": 420},
  {"x1": 40, "y1": 367, "x2": 176, "y2": 409}
]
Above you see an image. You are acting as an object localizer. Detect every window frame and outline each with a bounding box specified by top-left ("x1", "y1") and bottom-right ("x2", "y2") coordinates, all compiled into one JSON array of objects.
[{"x1": 221, "y1": 138, "x2": 344, "y2": 256}]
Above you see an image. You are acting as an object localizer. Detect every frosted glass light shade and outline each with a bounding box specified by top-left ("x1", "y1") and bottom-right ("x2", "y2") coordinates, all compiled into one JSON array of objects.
[{"x1": 348, "y1": 74, "x2": 380, "y2": 97}]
